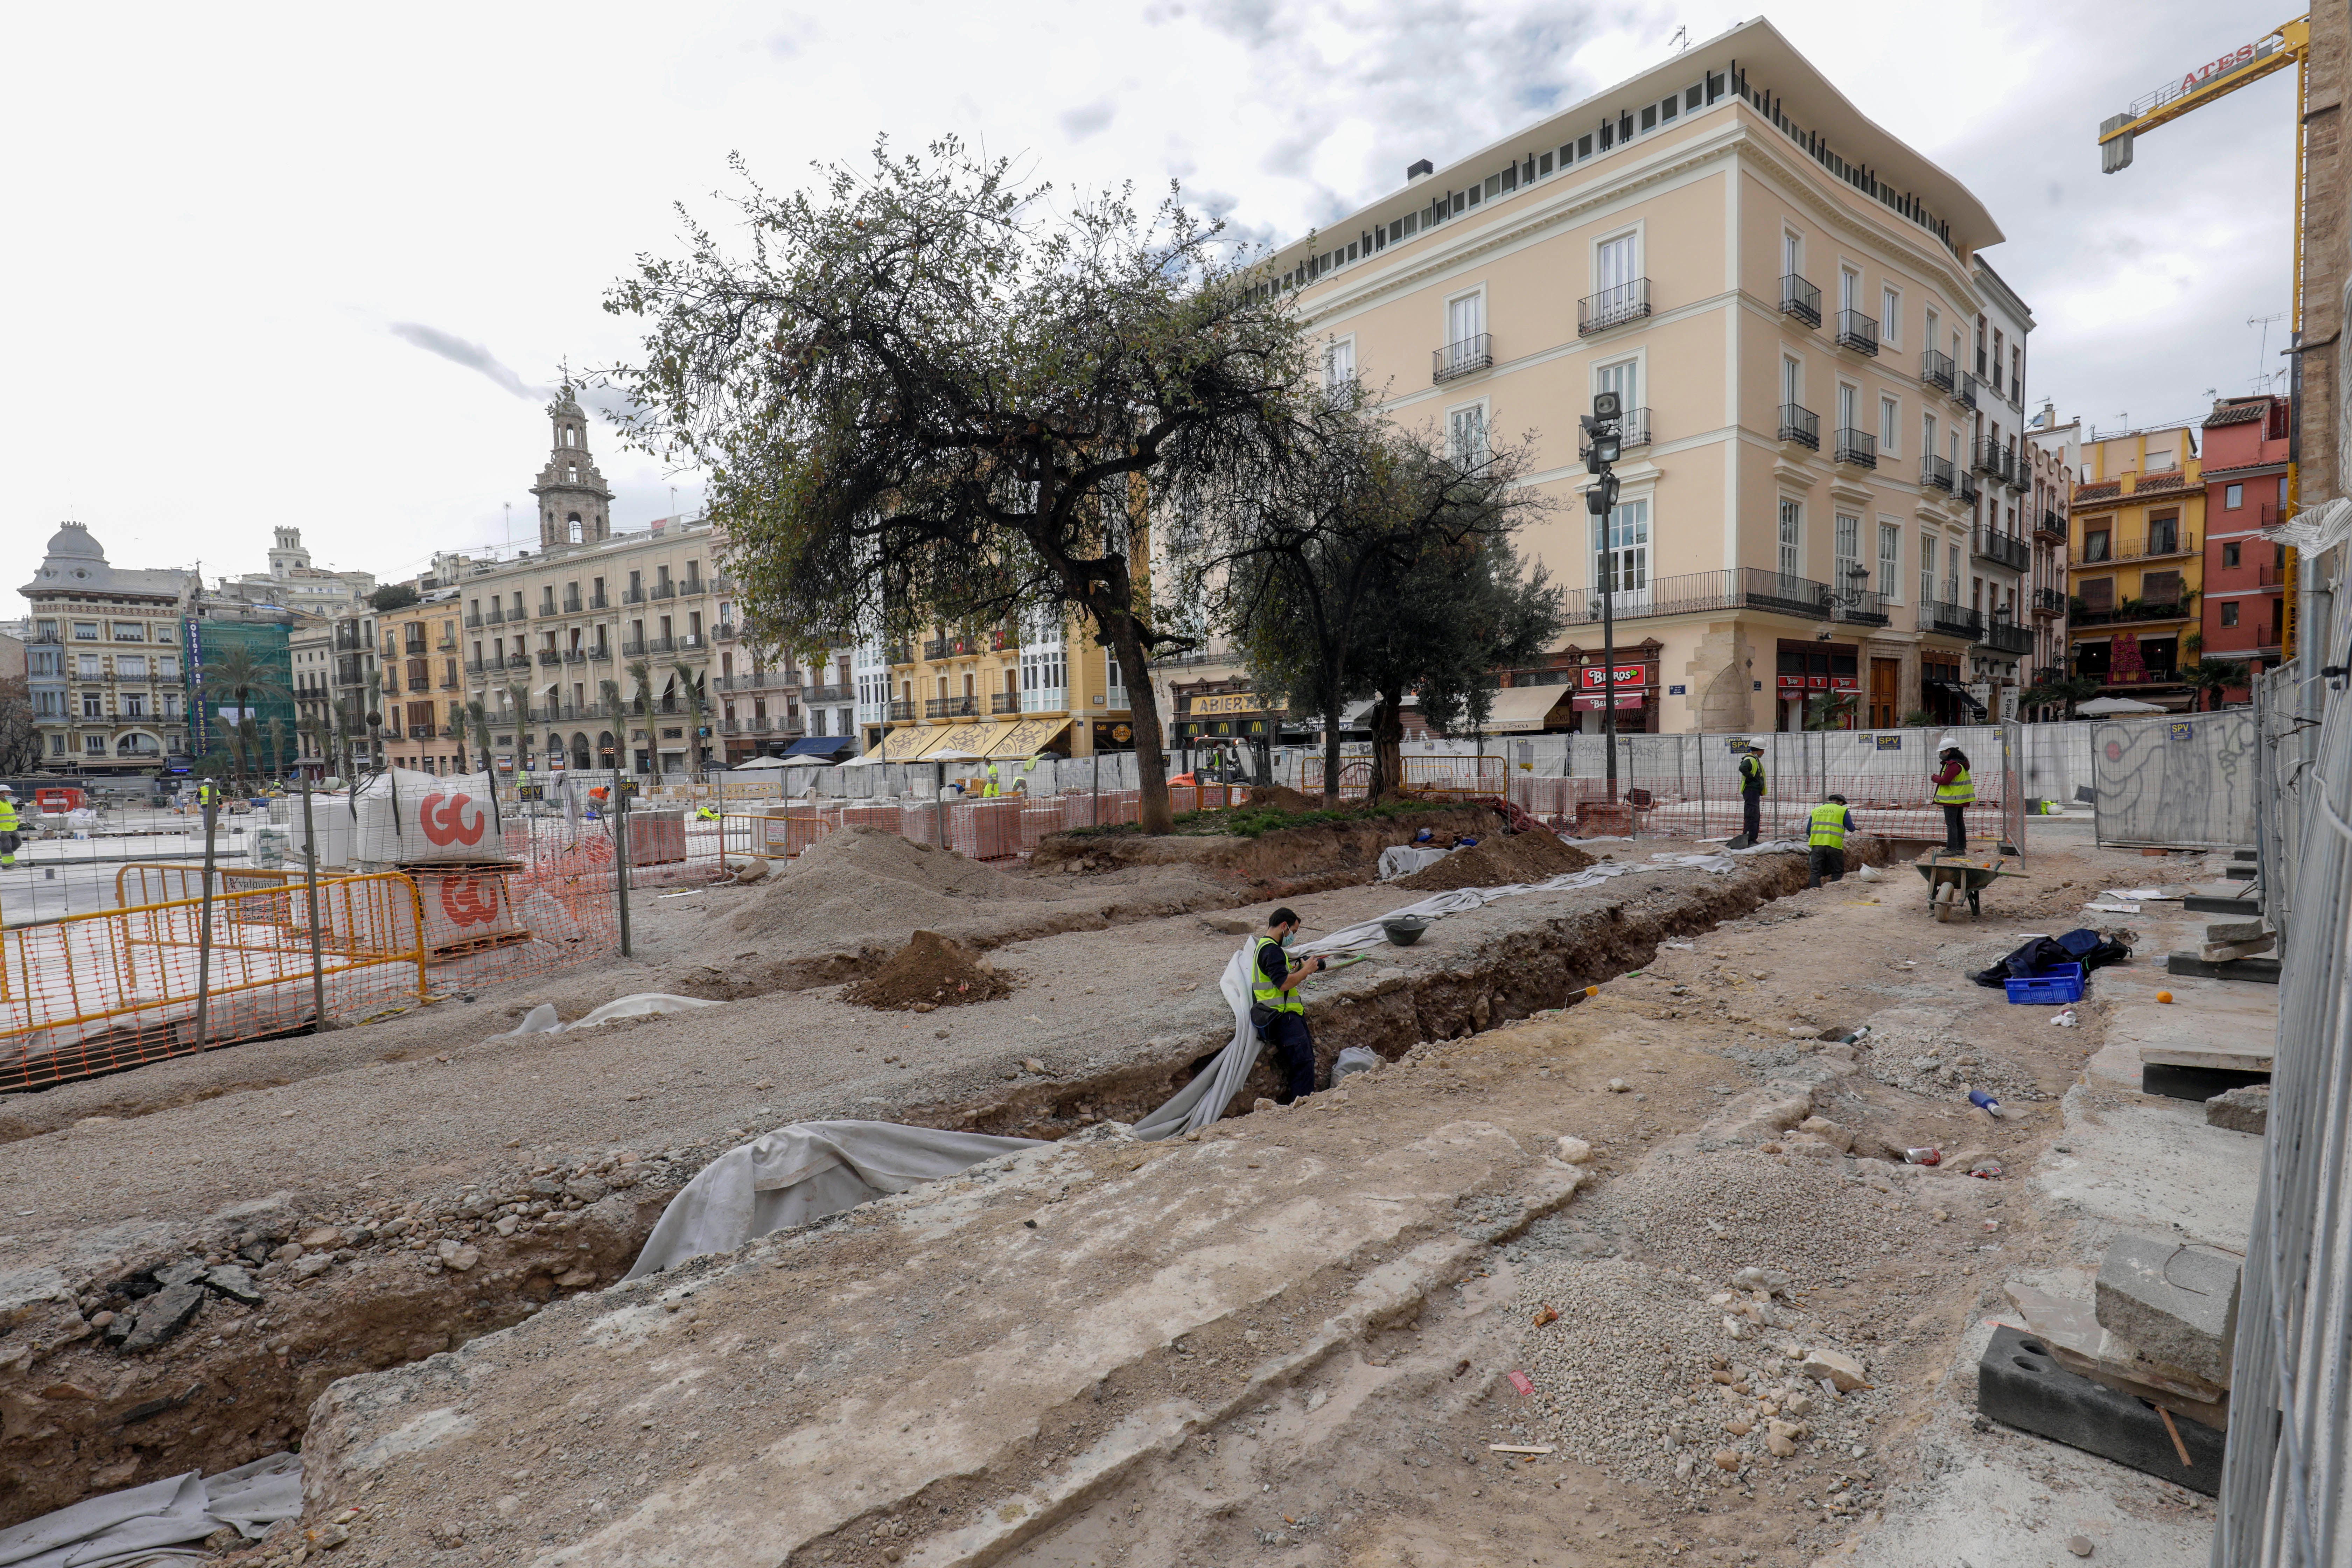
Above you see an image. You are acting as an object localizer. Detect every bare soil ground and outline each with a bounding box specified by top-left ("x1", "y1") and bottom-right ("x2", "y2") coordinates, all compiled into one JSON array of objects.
[{"x1": 252, "y1": 830, "x2": 2221, "y2": 1568}]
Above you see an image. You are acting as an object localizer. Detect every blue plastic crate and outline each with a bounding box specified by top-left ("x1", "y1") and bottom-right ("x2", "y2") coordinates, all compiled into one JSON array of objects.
[{"x1": 2005, "y1": 962, "x2": 2084, "y2": 1004}]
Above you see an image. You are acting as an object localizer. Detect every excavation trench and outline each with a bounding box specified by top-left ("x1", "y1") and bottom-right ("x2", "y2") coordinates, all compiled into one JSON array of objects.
[{"x1": 0, "y1": 837, "x2": 1877, "y2": 1531}]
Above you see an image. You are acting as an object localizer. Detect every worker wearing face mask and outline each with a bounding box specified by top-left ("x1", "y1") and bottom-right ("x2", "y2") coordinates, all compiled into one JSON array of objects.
[{"x1": 1250, "y1": 907, "x2": 1325, "y2": 1104}]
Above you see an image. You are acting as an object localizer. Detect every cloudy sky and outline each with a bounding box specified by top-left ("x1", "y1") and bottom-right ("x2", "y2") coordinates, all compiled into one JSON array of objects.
[{"x1": 1, "y1": 1, "x2": 2297, "y2": 616}]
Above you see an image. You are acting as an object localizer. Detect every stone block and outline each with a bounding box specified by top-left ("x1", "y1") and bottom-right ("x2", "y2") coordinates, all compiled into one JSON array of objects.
[
  {"x1": 1798, "y1": 1347, "x2": 1867, "y2": 1391},
  {"x1": 1976, "y1": 1326, "x2": 2219, "y2": 1495},
  {"x1": 2095, "y1": 1234, "x2": 2239, "y2": 1385},
  {"x1": 118, "y1": 1282, "x2": 205, "y2": 1351},
  {"x1": 2202, "y1": 917, "x2": 2272, "y2": 945},
  {"x1": 2200, "y1": 936, "x2": 2276, "y2": 962},
  {"x1": 2206, "y1": 1084, "x2": 2270, "y2": 1135}
]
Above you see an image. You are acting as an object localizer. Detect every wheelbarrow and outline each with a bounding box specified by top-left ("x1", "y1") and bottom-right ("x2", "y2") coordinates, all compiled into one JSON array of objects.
[{"x1": 1914, "y1": 853, "x2": 2025, "y2": 921}]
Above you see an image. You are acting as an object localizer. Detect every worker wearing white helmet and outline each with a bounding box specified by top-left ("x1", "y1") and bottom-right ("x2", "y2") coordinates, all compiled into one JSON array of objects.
[
  {"x1": 1734, "y1": 738, "x2": 1766, "y2": 848},
  {"x1": 0, "y1": 784, "x2": 19, "y2": 868},
  {"x1": 1931, "y1": 735, "x2": 1974, "y2": 854}
]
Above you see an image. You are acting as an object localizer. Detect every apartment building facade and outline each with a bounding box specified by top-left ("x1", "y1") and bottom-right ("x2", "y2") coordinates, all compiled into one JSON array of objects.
[
  {"x1": 867, "y1": 606, "x2": 1134, "y2": 765},
  {"x1": 2198, "y1": 395, "x2": 2292, "y2": 701},
  {"x1": 21, "y1": 523, "x2": 193, "y2": 775},
  {"x1": 1965, "y1": 261, "x2": 2037, "y2": 704},
  {"x1": 290, "y1": 620, "x2": 335, "y2": 775},
  {"x1": 378, "y1": 594, "x2": 468, "y2": 774},
  {"x1": 209, "y1": 527, "x2": 376, "y2": 617},
  {"x1": 1265, "y1": 20, "x2": 2009, "y2": 736},
  {"x1": 2067, "y1": 425, "x2": 2205, "y2": 709},
  {"x1": 2022, "y1": 411, "x2": 2076, "y2": 703}
]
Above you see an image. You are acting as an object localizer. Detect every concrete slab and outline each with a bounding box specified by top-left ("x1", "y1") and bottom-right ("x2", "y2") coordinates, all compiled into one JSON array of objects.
[
  {"x1": 2096, "y1": 1236, "x2": 2240, "y2": 1385},
  {"x1": 2037, "y1": 1088, "x2": 2259, "y2": 1252},
  {"x1": 2086, "y1": 998, "x2": 2275, "y2": 1092},
  {"x1": 300, "y1": 1118, "x2": 1579, "y2": 1567}
]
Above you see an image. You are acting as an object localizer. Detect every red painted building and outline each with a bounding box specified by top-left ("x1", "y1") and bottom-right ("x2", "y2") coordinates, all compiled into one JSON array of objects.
[{"x1": 2198, "y1": 396, "x2": 2291, "y2": 704}]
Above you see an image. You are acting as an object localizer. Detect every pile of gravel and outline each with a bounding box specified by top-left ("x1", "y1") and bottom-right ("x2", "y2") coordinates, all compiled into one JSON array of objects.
[{"x1": 1858, "y1": 1020, "x2": 2052, "y2": 1105}]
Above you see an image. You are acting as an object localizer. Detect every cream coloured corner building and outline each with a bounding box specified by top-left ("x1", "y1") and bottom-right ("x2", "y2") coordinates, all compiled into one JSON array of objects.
[{"x1": 1270, "y1": 19, "x2": 2025, "y2": 735}]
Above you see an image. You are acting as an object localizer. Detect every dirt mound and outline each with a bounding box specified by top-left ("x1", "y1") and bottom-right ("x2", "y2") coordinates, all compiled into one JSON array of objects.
[
  {"x1": 728, "y1": 827, "x2": 1017, "y2": 945},
  {"x1": 1247, "y1": 784, "x2": 1316, "y2": 813},
  {"x1": 842, "y1": 930, "x2": 1013, "y2": 1010},
  {"x1": 1392, "y1": 830, "x2": 1597, "y2": 891}
]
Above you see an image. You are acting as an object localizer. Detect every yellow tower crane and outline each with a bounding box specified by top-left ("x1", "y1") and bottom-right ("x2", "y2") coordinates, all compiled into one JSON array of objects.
[{"x1": 2097, "y1": 17, "x2": 2310, "y2": 657}]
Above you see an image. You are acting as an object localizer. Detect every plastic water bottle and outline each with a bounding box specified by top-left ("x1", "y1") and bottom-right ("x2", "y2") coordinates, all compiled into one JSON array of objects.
[{"x1": 1969, "y1": 1089, "x2": 2004, "y2": 1118}]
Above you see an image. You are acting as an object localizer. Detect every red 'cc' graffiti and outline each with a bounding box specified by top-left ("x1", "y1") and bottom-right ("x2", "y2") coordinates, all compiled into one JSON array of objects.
[
  {"x1": 440, "y1": 876, "x2": 499, "y2": 928},
  {"x1": 418, "y1": 793, "x2": 488, "y2": 848}
]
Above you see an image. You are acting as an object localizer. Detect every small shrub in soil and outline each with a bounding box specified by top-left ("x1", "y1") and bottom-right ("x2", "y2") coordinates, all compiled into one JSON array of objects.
[{"x1": 842, "y1": 931, "x2": 1014, "y2": 1011}]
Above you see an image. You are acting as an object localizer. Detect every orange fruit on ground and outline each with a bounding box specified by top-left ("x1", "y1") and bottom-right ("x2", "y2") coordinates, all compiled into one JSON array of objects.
[{"x1": 2156, "y1": 991, "x2": 2174, "y2": 1003}]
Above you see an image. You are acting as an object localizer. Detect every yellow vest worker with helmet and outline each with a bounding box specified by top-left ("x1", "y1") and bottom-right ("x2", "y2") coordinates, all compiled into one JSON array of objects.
[
  {"x1": 1931, "y1": 736, "x2": 1974, "y2": 854},
  {"x1": 1806, "y1": 794, "x2": 1854, "y2": 888},
  {"x1": 1732, "y1": 740, "x2": 1767, "y2": 847},
  {"x1": 983, "y1": 762, "x2": 1000, "y2": 798},
  {"x1": 0, "y1": 784, "x2": 19, "y2": 868},
  {"x1": 1249, "y1": 907, "x2": 1325, "y2": 1103}
]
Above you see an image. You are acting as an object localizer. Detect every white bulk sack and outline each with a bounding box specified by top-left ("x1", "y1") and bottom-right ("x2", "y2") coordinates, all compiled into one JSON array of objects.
[{"x1": 352, "y1": 768, "x2": 501, "y2": 864}]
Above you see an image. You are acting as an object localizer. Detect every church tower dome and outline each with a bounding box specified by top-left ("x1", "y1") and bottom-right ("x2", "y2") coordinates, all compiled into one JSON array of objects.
[{"x1": 529, "y1": 383, "x2": 616, "y2": 551}]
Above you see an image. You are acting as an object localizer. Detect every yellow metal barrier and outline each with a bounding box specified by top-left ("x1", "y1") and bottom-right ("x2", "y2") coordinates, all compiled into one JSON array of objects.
[
  {"x1": 114, "y1": 862, "x2": 303, "y2": 909},
  {"x1": 0, "y1": 872, "x2": 427, "y2": 1091}
]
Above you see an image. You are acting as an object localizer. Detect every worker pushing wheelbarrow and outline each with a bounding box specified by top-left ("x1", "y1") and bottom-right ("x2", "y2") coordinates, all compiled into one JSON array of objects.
[{"x1": 1914, "y1": 733, "x2": 2022, "y2": 919}]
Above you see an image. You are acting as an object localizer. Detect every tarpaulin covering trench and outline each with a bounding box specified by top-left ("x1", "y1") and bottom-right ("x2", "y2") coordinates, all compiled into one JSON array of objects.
[
  {"x1": 624, "y1": 1121, "x2": 1044, "y2": 1279},
  {"x1": 0, "y1": 1452, "x2": 300, "y2": 1568}
]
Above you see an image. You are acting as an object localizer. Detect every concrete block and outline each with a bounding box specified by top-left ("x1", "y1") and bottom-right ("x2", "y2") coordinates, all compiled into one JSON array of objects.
[
  {"x1": 2200, "y1": 936, "x2": 2276, "y2": 962},
  {"x1": 2095, "y1": 1235, "x2": 2239, "y2": 1385},
  {"x1": 2202, "y1": 917, "x2": 2272, "y2": 945},
  {"x1": 2225, "y1": 865, "x2": 2256, "y2": 881},
  {"x1": 1976, "y1": 1326, "x2": 2220, "y2": 1495},
  {"x1": 2142, "y1": 1062, "x2": 2270, "y2": 1104},
  {"x1": 2164, "y1": 952, "x2": 2280, "y2": 984},
  {"x1": 2206, "y1": 1084, "x2": 2270, "y2": 1135}
]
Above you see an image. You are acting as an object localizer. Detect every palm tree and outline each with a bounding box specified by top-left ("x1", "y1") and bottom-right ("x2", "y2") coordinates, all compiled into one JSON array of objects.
[
  {"x1": 626, "y1": 659, "x2": 654, "y2": 779},
  {"x1": 198, "y1": 643, "x2": 291, "y2": 787},
  {"x1": 598, "y1": 678, "x2": 625, "y2": 774},
  {"x1": 672, "y1": 661, "x2": 709, "y2": 783},
  {"x1": 505, "y1": 681, "x2": 531, "y2": 785},
  {"x1": 465, "y1": 699, "x2": 496, "y2": 776},
  {"x1": 2019, "y1": 673, "x2": 2103, "y2": 719},
  {"x1": 2182, "y1": 658, "x2": 2249, "y2": 713}
]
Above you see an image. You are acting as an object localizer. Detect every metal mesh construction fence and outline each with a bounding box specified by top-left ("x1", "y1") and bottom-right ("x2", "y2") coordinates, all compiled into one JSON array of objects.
[{"x1": 0, "y1": 872, "x2": 427, "y2": 1091}]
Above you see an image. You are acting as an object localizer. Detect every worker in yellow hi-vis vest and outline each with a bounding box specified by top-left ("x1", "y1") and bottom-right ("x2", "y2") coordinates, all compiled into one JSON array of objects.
[
  {"x1": 1931, "y1": 736, "x2": 1974, "y2": 854},
  {"x1": 1806, "y1": 794, "x2": 1854, "y2": 888},
  {"x1": 1734, "y1": 739, "x2": 1766, "y2": 847},
  {"x1": 0, "y1": 784, "x2": 19, "y2": 869},
  {"x1": 982, "y1": 761, "x2": 1001, "y2": 798}
]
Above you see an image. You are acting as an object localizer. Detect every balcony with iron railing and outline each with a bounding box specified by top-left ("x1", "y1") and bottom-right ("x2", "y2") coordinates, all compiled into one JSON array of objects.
[
  {"x1": 536, "y1": 603, "x2": 560, "y2": 619},
  {"x1": 925, "y1": 696, "x2": 979, "y2": 720},
  {"x1": 1432, "y1": 333, "x2": 1492, "y2": 382},
  {"x1": 1919, "y1": 600, "x2": 1982, "y2": 639},
  {"x1": 464, "y1": 614, "x2": 484, "y2": 629},
  {"x1": 587, "y1": 644, "x2": 612, "y2": 661},
  {"x1": 623, "y1": 587, "x2": 646, "y2": 605},
  {"x1": 1980, "y1": 617, "x2": 2034, "y2": 654},
  {"x1": 2033, "y1": 587, "x2": 2068, "y2": 618},
  {"x1": 1560, "y1": 567, "x2": 1847, "y2": 626},
  {"x1": 463, "y1": 659, "x2": 487, "y2": 676},
  {"x1": 887, "y1": 698, "x2": 918, "y2": 722},
  {"x1": 1778, "y1": 403, "x2": 1820, "y2": 449},
  {"x1": 1956, "y1": 375, "x2": 1979, "y2": 412},
  {"x1": 1833, "y1": 427, "x2": 1877, "y2": 468},
  {"x1": 649, "y1": 636, "x2": 676, "y2": 654},
  {"x1": 651, "y1": 582, "x2": 677, "y2": 600},
  {"x1": 561, "y1": 595, "x2": 582, "y2": 614},
  {"x1": 2034, "y1": 665, "x2": 2067, "y2": 686},
  {"x1": 1921, "y1": 454, "x2": 1956, "y2": 493},
  {"x1": 1578, "y1": 279, "x2": 1650, "y2": 336},
  {"x1": 504, "y1": 653, "x2": 532, "y2": 670},
  {"x1": 1972, "y1": 530, "x2": 2030, "y2": 572},
  {"x1": 537, "y1": 649, "x2": 562, "y2": 666},
  {"x1": 1969, "y1": 436, "x2": 2011, "y2": 479},
  {"x1": 1834, "y1": 309, "x2": 1878, "y2": 355},
  {"x1": 406, "y1": 725, "x2": 434, "y2": 740},
  {"x1": 677, "y1": 634, "x2": 706, "y2": 653},
  {"x1": 1921, "y1": 348, "x2": 1956, "y2": 393},
  {"x1": 1578, "y1": 407, "x2": 1651, "y2": 456},
  {"x1": 485, "y1": 607, "x2": 505, "y2": 624},
  {"x1": 714, "y1": 622, "x2": 737, "y2": 641},
  {"x1": 980, "y1": 691, "x2": 1018, "y2": 715},
  {"x1": 805, "y1": 684, "x2": 854, "y2": 704},
  {"x1": 1779, "y1": 273, "x2": 1821, "y2": 327},
  {"x1": 2070, "y1": 594, "x2": 2196, "y2": 627},
  {"x1": 1956, "y1": 472, "x2": 1981, "y2": 506},
  {"x1": 564, "y1": 649, "x2": 587, "y2": 664},
  {"x1": 1829, "y1": 583, "x2": 1891, "y2": 626},
  {"x1": 2035, "y1": 510, "x2": 2065, "y2": 544},
  {"x1": 620, "y1": 639, "x2": 648, "y2": 657},
  {"x1": 587, "y1": 593, "x2": 609, "y2": 610},
  {"x1": 680, "y1": 577, "x2": 705, "y2": 597},
  {"x1": 2096, "y1": 531, "x2": 2199, "y2": 563}
]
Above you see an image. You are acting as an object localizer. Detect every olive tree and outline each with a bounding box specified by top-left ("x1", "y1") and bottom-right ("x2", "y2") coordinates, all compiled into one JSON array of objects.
[{"x1": 603, "y1": 139, "x2": 1323, "y2": 833}]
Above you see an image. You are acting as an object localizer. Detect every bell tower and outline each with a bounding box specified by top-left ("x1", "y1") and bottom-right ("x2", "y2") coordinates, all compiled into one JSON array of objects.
[{"x1": 530, "y1": 383, "x2": 615, "y2": 552}]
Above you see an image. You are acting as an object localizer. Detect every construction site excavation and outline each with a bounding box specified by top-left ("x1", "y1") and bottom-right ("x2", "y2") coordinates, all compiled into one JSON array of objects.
[{"x1": 0, "y1": 755, "x2": 2278, "y2": 1568}]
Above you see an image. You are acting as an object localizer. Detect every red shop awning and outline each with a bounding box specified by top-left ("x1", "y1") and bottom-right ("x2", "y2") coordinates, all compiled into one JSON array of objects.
[{"x1": 1571, "y1": 692, "x2": 1649, "y2": 711}]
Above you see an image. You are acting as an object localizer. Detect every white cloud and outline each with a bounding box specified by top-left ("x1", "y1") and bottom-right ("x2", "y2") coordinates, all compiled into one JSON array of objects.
[{"x1": 0, "y1": 0, "x2": 2301, "y2": 612}]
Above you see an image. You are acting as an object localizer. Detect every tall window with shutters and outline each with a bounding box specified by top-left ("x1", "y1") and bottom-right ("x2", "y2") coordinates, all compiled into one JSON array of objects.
[
  {"x1": 1596, "y1": 233, "x2": 1638, "y2": 310},
  {"x1": 1778, "y1": 500, "x2": 1802, "y2": 580},
  {"x1": 1447, "y1": 404, "x2": 1488, "y2": 465},
  {"x1": 1920, "y1": 532, "x2": 1937, "y2": 609},
  {"x1": 1834, "y1": 514, "x2": 1861, "y2": 595},
  {"x1": 1878, "y1": 523, "x2": 1901, "y2": 600},
  {"x1": 1596, "y1": 498, "x2": 1651, "y2": 611},
  {"x1": 1446, "y1": 292, "x2": 1482, "y2": 355}
]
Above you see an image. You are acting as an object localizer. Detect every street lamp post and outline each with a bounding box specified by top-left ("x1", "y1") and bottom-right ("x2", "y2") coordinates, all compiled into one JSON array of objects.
[{"x1": 1582, "y1": 393, "x2": 1624, "y2": 806}]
